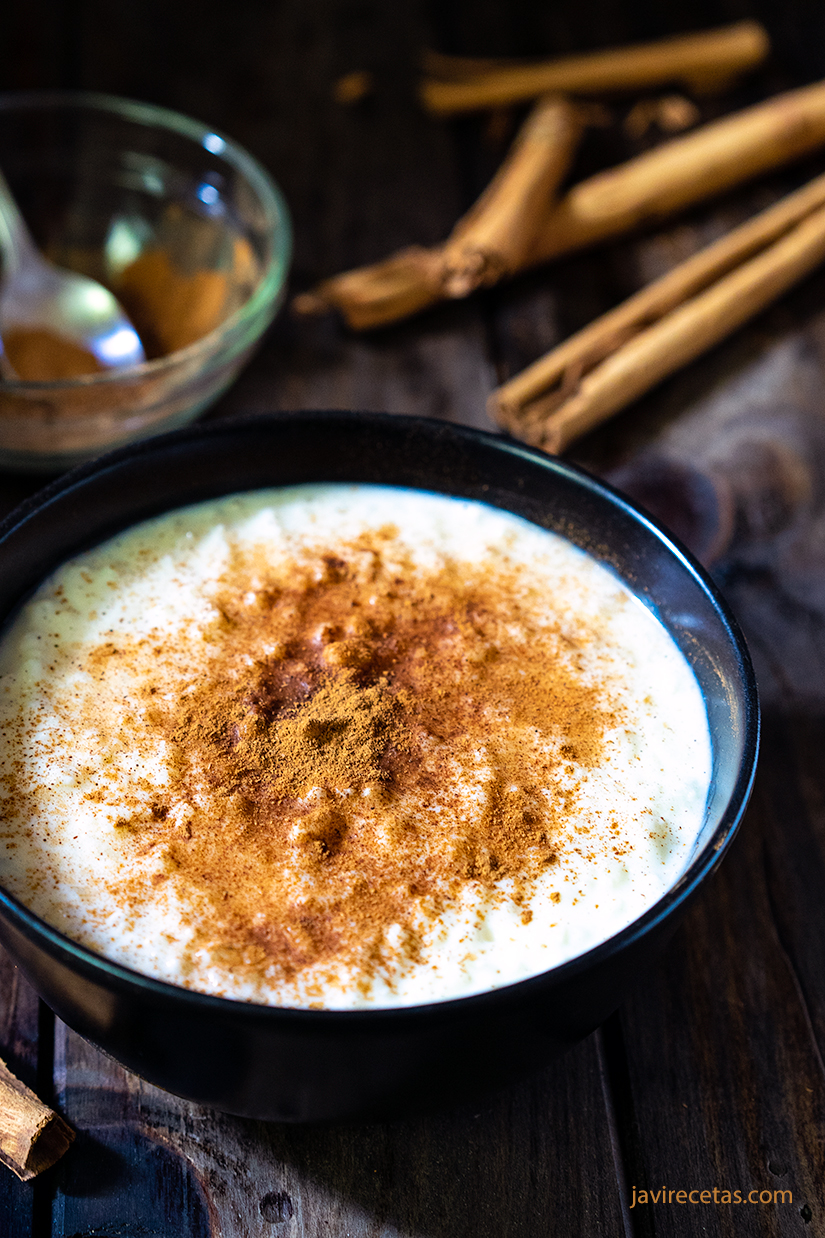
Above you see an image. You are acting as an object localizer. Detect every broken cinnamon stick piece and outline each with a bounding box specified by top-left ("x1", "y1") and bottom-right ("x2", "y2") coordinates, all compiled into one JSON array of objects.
[
  {"x1": 492, "y1": 194, "x2": 825, "y2": 453},
  {"x1": 292, "y1": 246, "x2": 448, "y2": 331},
  {"x1": 623, "y1": 94, "x2": 701, "y2": 139},
  {"x1": 294, "y1": 79, "x2": 825, "y2": 332},
  {"x1": 0, "y1": 1056, "x2": 74, "y2": 1181},
  {"x1": 420, "y1": 21, "x2": 769, "y2": 115},
  {"x1": 294, "y1": 96, "x2": 582, "y2": 328},
  {"x1": 442, "y1": 96, "x2": 583, "y2": 295},
  {"x1": 494, "y1": 169, "x2": 825, "y2": 421}
]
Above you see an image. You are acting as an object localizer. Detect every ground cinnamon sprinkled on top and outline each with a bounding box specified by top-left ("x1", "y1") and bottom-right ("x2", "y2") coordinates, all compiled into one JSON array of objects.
[
  {"x1": 101, "y1": 532, "x2": 620, "y2": 997},
  {"x1": 0, "y1": 486, "x2": 711, "y2": 1007}
]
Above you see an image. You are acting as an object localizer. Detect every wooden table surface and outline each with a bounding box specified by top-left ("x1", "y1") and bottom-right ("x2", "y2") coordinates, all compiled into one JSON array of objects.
[{"x1": 4, "y1": 2, "x2": 825, "y2": 1234}]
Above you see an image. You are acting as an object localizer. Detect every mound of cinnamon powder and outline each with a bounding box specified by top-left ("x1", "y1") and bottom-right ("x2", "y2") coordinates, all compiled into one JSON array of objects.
[{"x1": 101, "y1": 527, "x2": 623, "y2": 1000}]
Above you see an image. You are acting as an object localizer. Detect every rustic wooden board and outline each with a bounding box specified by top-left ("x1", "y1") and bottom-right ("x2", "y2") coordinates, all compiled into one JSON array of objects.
[
  {"x1": 611, "y1": 782, "x2": 825, "y2": 1236},
  {"x1": 68, "y1": 0, "x2": 501, "y2": 432},
  {"x1": 42, "y1": 1015, "x2": 627, "y2": 1237},
  {"x1": 0, "y1": 952, "x2": 40, "y2": 1237},
  {"x1": 5, "y1": 2, "x2": 825, "y2": 1235}
]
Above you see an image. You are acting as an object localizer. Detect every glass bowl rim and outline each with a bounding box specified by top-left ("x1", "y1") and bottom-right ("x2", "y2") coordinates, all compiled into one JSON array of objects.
[{"x1": 0, "y1": 89, "x2": 292, "y2": 392}]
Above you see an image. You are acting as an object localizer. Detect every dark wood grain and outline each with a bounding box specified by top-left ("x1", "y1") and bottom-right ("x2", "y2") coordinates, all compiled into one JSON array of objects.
[
  {"x1": 0, "y1": 954, "x2": 40, "y2": 1237},
  {"x1": 6, "y1": 2, "x2": 825, "y2": 1235},
  {"x1": 45, "y1": 1017, "x2": 626, "y2": 1238},
  {"x1": 48, "y1": 1023, "x2": 212, "y2": 1238},
  {"x1": 609, "y1": 785, "x2": 825, "y2": 1236}
]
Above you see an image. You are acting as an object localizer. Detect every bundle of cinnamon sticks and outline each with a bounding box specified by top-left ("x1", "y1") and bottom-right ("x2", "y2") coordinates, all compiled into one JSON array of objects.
[
  {"x1": 295, "y1": 20, "x2": 825, "y2": 452},
  {"x1": 493, "y1": 173, "x2": 825, "y2": 451}
]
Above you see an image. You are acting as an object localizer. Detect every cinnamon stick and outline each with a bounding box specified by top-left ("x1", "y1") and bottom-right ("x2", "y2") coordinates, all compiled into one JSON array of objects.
[
  {"x1": 420, "y1": 21, "x2": 769, "y2": 115},
  {"x1": 441, "y1": 95, "x2": 584, "y2": 295},
  {"x1": 492, "y1": 193, "x2": 825, "y2": 453},
  {"x1": 531, "y1": 77, "x2": 825, "y2": 262},
  {"x1": 295, "y1": 79, "x2": 825, "y2": 331},
  {"x1": 294, "y1": 96, "x2": 582, "y2": 328},
  {"x1": 292, "y1": 246, "x2": 447, "y2": 330},
  {"x1": 494, "y1": 170, "x2": 825, "y2": 423},
  {"x1": 0, "y1": 1056, "x2": 74, "y2": 1181}
]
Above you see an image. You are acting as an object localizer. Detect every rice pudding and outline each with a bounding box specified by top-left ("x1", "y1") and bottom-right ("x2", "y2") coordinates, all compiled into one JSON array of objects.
[{"x1": 0, "y1": 485, "x2": 711, "y2": 1009}]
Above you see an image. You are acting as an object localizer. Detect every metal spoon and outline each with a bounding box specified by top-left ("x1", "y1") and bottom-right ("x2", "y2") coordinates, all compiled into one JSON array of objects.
[{"x1": 0, "y1": 167, "x2": 145, "y2": 379}]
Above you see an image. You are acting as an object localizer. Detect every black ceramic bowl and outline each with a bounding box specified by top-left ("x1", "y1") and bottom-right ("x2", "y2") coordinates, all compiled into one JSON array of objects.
[{"x1": 0, "y1": 412, "x2": 759, "y2": 1122}]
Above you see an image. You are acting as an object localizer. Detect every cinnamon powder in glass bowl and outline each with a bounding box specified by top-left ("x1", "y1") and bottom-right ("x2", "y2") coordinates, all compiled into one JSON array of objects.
[{"x1": 0, "y1": 92, "x2": 291, "y2": 473}]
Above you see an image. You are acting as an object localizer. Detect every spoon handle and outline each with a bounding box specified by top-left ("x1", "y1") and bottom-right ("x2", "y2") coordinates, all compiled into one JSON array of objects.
[{"x1": 0, "y1": 168, "x2": 41, "y2": 276}]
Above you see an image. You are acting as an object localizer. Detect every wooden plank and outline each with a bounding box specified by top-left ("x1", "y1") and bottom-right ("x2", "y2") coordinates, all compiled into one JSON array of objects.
[
  {"x1": 0, "y1": 949, "x2": 44, "y2": 1238},
  {"x1": 219, "y1": 298, "x2": 497, "y2": 433},
  {"x1": 611, "y1": 780, "x2": 825, "y2": 1236},
  {"x1": 65, "y1": 0, "x2": 501, "y2": 430},
  {"x1": 544, "y1": 179, "x2": 825, "y2": 1235},
  {"x1": 196, "y1": 0, "x2": 497, "y2": 434},
  {"x1": 756, "y1": 710, "x2": 825, "y2": 1069},
  {"x1": 48, "y1": 1024, "x2": 211, "y2": 1238},
  {"x1": 528, "y1": 229, "x2": 825, "y2": 1238},
  {"x1": 48, "y1": 1018, "x2": 626, "y2": 1238},
  {"x1": 20, "y1": 7, "x2": 825, "y2": 1238}
]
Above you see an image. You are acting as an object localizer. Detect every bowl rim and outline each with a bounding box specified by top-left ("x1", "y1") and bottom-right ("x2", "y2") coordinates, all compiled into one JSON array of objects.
[
  {"x1": 0, "y1": 411, "x2": 760, "y2": 1024},
  {"x1": 0, "y1": 89, "x2": 292, "y2": 392}
]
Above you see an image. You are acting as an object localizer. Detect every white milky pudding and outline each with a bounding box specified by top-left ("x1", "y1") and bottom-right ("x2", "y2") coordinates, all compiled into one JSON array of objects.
[{"x1": 0, "y1": 485, "x2": 711, "y2": 1009}]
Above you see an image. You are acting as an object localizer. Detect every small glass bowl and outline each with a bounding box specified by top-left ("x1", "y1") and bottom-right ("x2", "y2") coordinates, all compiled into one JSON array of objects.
[{"x1": 0, "y1": 92, "x2": 291, "y2": 472}]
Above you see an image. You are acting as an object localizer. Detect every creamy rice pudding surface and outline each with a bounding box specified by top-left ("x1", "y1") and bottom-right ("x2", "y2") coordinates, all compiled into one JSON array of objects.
[{"x1": 0, "y1": 485, "x2": 711, "y2": 1008}]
